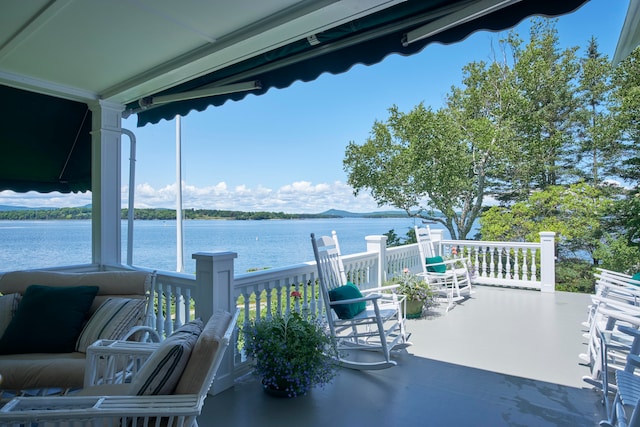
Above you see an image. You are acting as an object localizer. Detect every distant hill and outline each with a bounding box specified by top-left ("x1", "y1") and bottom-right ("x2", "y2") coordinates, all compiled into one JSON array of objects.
[
  {"x1": 0, "y1": 205, "x2": 53, "y2": 211},
  {"x1": 0, "y1": 204, "x2": 91, "y2": 212},
  {"x1": 320, "y1": 209, "x2": 408, "y2": 218},
  {"x1": 0, "y1": 206, "x2": 437, "y2": 220}
]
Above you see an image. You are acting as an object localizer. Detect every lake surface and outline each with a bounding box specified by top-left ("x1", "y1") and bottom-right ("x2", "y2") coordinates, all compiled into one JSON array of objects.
[{"x1": 0, "y1": 218, "x2": 454, "y2": 274}]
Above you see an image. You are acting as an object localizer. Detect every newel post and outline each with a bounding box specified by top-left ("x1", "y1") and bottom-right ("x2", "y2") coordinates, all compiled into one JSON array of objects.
[
  {"x1": 193, "y1": 251, "x2": 238, "y2": 394},
  {"x1": 366, "y1": 235, "x2": 388, "y2": 287},
  {"x1": 539, "y1": 232, "x2": 556, "y2": 293}
]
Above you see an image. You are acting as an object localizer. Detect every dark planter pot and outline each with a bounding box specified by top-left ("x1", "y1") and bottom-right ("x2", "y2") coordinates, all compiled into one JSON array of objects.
[{"x1": 405, "y1": 299, "x2": 424, "y2": 319}]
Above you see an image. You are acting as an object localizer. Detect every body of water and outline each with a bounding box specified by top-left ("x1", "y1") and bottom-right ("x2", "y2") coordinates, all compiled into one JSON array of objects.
[{"x1": 0, "y1": 217, "x2": 453, "y2": 274}]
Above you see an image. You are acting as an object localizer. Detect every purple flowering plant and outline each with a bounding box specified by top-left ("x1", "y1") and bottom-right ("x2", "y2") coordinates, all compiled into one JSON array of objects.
[{"x1": 243, "y1": 309, "x2": 338, "y2": 397}]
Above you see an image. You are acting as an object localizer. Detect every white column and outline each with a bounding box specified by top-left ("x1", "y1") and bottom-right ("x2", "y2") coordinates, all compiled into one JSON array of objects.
[
  {"x1": 89, "y1": 100, "x2": 124, "y2": 267},
  {"x1": 539, "y1": 232, "x2": 556, "y2": 293},
  {"x1": 193, "y1": 251, "x2": 238, "y2": 394},
  {"x1": 366, "y1": 235, "x2": 388, "y2": 287}
]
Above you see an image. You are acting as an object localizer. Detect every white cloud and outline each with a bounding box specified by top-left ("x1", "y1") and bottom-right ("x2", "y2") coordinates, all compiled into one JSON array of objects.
[
  {"x1": 0, "y1": 181, "x2": 390, "y2": 213},
  {"x1": 0, "y1": 190, "x2": 92, "y2": 208}
]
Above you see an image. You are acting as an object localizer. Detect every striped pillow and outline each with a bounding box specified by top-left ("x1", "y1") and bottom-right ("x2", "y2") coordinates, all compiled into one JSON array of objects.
[
  {"x1": 0, "y1": 293, "x2": 21, "y2": 338},
  {"x1": 130, "y1": 323, "x2": 201, "y2": 395},
  {"x1": 75, "y1": 297, "x2": 146, "y2": 352}
]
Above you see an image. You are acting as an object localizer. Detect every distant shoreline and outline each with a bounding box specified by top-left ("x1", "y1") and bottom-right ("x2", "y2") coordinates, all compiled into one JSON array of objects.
[{"x1": 0, "y1": 207, "x2": 411, "y2": 221}]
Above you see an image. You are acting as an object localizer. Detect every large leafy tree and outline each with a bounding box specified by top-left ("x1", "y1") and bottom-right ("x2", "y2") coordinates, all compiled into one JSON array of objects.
[
  {"x1": 344, "y1": 104, "x2": 483, "y2": 240},
  {"x1": 480, "y1": 183, "x2": 611, "y2": 264}
]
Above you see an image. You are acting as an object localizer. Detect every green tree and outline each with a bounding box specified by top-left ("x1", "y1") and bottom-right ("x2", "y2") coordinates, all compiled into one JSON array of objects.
[
  {"x1": 344, "y1": 104, "x2": 490, "y2": 240},
  {"x1": 574, "y1": 37, "x2": 619, "y2": 185},
  {"x1": 608, "y1": 48, "x2": 640, "y2": 248},
  {"x1": 480, "y1": 183, "x2": 611, "y2": 264},
  {"x1": 497, "y1": 19, "x2": 580, "y2": 201}
]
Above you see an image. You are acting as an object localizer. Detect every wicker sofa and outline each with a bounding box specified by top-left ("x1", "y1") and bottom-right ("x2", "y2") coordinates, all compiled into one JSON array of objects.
[{"x1": 0, "y1": 270, "x2": 154, "y2": 394}]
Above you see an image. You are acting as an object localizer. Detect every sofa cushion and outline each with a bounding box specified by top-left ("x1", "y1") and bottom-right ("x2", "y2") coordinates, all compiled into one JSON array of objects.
[
  {"x1": 75, "y1": 297, "x2": 147, "y2": 352},
  {"x1": 0, "y1": 270, "x2": 151, "y2": 315},
  {"x1": 175, "y1": 310, "x2": 232, "y2": 395},
  {"x1": 0, "y1": 352, "x2": 86, "y2": 390},
  {"x1": 0, "y1": 285, "x2": 99, "y2": 355},
  {"x1": 0, "y1": 293, "x2": 21, "y2": 338},
  {"x1": 130, "y1": 321, "x2": 202, "y2": 395}
]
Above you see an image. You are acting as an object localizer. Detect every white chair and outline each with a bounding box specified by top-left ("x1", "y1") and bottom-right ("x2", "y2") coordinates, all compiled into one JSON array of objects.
[
  {"x1": 581, "y1": 270, "x2": 640, "y2": 401},
  {"x1": 414, "y1": 225, "x2": 472, "y2": 311},
  {"x1": 311, "y1": 231, "x2": 410, "y2": 370},
  {"x1": 0, "y1": 309, "x2": 239, "y2": 427},
  {"x1": 600, "y1": 325, "x2": 640, "y2": 427}
]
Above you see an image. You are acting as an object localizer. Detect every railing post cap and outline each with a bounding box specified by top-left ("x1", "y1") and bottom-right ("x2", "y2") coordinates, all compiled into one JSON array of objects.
[
  {"x1": 539, "y1": 231, "x2": 556, "y2": 238},
  {"x1": 365, "y1": 235, "x2": 388, "y2": 242},
  {"x1": 192, "y1": 251, "x2": 238, "y2": 261}
]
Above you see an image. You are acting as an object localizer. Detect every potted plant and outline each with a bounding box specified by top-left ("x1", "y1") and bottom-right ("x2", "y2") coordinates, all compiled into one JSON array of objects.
[
  {"x1": 243, "y1": 309, "x2": 338, "y2": 397},
  {"x1": 386, "y1": 268, "x2": 436, "y2": 318}
]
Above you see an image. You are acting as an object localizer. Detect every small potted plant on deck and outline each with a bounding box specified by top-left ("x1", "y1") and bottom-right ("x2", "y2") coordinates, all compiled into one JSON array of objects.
[
  {"x1": 386, "y1": 268, "x2": 436, "y2": 319},
  {"x1": 243, "y1": 303, "x2": 338, "y2": 397}
]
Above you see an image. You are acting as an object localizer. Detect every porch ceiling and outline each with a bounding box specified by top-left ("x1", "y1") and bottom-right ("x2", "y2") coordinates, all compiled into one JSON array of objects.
[{"x1": 0, "y1": 0, "x2": 589, "y2": 193}]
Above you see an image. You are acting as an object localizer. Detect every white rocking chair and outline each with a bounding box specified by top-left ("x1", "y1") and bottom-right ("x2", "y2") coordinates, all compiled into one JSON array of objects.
[
  {"x1": 311, "y1": 231, "x2": 410, "y2": 370},
  {"x1": 414, "y1": 225, "x2": 472, "y2": 312}
]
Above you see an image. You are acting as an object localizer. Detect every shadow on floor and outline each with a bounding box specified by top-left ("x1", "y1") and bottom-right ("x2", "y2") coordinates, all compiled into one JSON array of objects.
[{"x1": 200, "y1": 351, "x2": 606, "y2": 427}]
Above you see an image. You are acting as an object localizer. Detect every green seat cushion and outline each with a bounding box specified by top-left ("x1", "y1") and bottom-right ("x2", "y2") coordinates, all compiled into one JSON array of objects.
[
  {"x1": 0, "y1": 284, "x2": 99, "y2": 354},
  {"x1": 328, "y1": 282, "x2": 366, "y2": 319},
  {"x1": 426, "y1": 256, "x2": 447, "y2": 273},
  {"x1": 631, "y1": 272, "x2": 640, "y2": 285}
]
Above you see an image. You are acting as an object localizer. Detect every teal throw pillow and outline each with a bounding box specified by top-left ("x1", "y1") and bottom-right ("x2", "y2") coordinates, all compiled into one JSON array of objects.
[
  {"x1": 0, "y1": 284, "x2": 99, "y2": 355},
  {"x1": 328, "y1": 282, "x2": 366, "y2": 319},
  {"x1": 426, "y1": 256, "x2": 447, "y2": 273},
  {"x1": 631, "y1": 272, "x2": 640, "y2": 285}
]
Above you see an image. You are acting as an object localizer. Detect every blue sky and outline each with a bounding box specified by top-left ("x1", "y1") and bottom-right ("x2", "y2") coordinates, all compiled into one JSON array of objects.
[{"x1": 0, "y1": 0, "x2": 631, "y2": 212}]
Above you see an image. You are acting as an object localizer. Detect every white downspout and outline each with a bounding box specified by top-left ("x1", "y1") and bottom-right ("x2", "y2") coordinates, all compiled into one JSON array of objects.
[
  {"x1": 120, "y1": 128, "x2": 136, "y2": 266},
  {"x1": 176, "y1": 115, "x2": 185, "y2": 273}
]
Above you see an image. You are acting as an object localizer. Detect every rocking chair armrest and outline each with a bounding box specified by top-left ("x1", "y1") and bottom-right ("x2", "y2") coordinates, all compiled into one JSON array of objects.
[
  {"x1": 0, "y1": 395, "x2": 202, "y2": 423},
  {"x1": 329, "y1": 293, "x2": 381, "y2": 306},
  {"x1": 598, "y1": 307, "x2": 640, "y2": 328},
  {"x1": 361, "y1": 284, "x2": 400, "y2": 294},
  {"x1": 425, "y1": 258, "x2": 462, "y2": 268},
  {"x1": 592, "y1": 296, "x2": 640, "y2": 315},
  {"x1": 618, "y1": 325, "x2": 640, "y2": 340}
]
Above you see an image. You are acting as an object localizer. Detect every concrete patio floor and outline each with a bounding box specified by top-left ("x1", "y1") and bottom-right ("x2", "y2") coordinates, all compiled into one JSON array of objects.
[{"x1": 200, "y1": 286, "x2": 607, "y2": 426}]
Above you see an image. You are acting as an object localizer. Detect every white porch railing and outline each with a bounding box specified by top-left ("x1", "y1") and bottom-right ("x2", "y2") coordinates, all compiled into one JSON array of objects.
[{"x1": 52, "y1": 231, "x2": 555, "y2": 395}]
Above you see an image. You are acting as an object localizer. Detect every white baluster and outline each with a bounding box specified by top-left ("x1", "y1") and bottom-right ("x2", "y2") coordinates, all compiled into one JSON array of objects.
[
  {"x1": 489, "y1": 247, "x2": 496, "y2": 278},
  {"x1": 242, "y1": 289, "x2": 251, "y2": 327},
  {"x1": 522, "y1": 249, "x2": 529, "y2": 282},
  {"x1": 253, "y1": 284, "x2": 262, "y2": 319},
  {"x1": 497, "y1": 246, "x2": 504, "y2": 279},
  {"x1": 265, "y1": 286, "x2": 273, "y2": 317},
  {"x1": 504, "y1": 247, "x2": 511, "y2": 280},
  {"x1": 531, "y1": 248, "x2": 538, "y2": 281},
  {"x1": 184, "y1": 288, "x2": 192, "y2": 322},
  {"x1": 174, "y1": 286, "x2": 185, "y2": 327},
  {"x1": 163, "y1": 283, "x2": 172, "y2": 334},
  {"x1": 481, "y1": 247, "x2": 488, "y2": 277}
]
